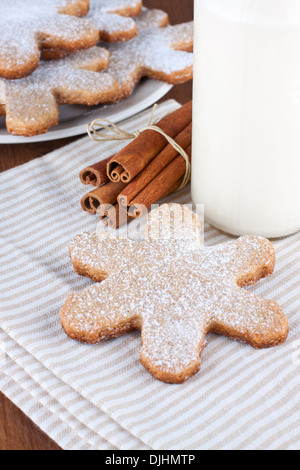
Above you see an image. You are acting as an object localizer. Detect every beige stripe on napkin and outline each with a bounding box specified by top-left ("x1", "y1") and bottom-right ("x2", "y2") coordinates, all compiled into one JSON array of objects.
[
  {"x1": 0, "y1": 328, "x2": 146, "y2": 450},
  {"x1": 0, "y1": 360, "x2": 113, "y2": 450},
  {"x1": 0, "y1": 100, "x2": 300, "y2": 450}
]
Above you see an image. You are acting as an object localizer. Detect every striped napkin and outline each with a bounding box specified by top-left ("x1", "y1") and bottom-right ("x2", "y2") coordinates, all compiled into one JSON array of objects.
[{"x1": 0, "y1": 100, "x2": 300, "y2": 450}]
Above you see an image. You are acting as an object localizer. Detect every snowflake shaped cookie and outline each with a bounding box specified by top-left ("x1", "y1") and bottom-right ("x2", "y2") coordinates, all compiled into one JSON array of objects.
[
  {"x1": 101, "y1": 8, "x2": 194, "y2": 102},
  {"x1": 0, "y1": 0, "x2": 99, "y2": 80},
  {"x1": 0, "y1": 48, "x2": 118, "y2": 136},
  {"x1": 59, "y1": 204, "x2": 288, "y2": 384}
]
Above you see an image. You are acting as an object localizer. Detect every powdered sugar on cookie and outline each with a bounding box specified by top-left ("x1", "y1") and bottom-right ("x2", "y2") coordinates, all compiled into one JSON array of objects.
[
  {"x1": 86, "y1": 0, "x2": 142, "y2": 42},
  {"x1": 1, "y1": 47, "x2": 119, "y2": 136},
  {"x1": 0, "y1": 0, "x2": 98, "y2": 79},
  {"x1": 101, "y1": 8, "x2": 194, "y2": 102},
  {"x1": 60, "y1": 204, "x2": 288, "y2": 384}
]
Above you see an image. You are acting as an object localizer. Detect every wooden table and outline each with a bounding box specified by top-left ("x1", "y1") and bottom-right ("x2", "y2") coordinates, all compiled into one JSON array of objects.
[{"x1": 0, "y1": 0, "x2": 193, "y2": 450}]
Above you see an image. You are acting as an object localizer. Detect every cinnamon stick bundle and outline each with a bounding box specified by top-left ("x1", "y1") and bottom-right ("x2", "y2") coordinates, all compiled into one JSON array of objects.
[
  {"x1": 128, "y1": 145, "x2": 192, "y2": 218},
  {"x1": 118, "y1": 122, "x2": 192, "y2": 210},
  {"x1": 79, "y1": 101, "x2": 193, "y2": 228},
  {"x1": 79, "y1": 155, "x2": 112, "y2": 187},
  {"x1": 107, "y1": 101, "x2": 192, "y2": 184}
]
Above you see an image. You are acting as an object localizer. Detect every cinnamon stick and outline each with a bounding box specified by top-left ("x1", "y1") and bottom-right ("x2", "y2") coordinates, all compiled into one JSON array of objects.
[
  {"x1": 128, "y1": 145, "x2": 192, "y2": 218},
  {"x1": 107, "y1": 101, "x2": 192, "y2": 184},
  {"x1": 79, "y1": 155, "x2": 112, "y2": 187},
  {"x1": 110, "y1": 164, "x2": 124, "y2": 182},
  {"x1": 101, "y1": 204, "x2": 131, "y2": 229},
  {"x1": 81, "y1": 180, "x2": 126, "y2": 214},
  {"x1": 97, "y1": 203, "x2": 113, "y2": 220},
  {"x1": 118, "y1": 122, "x2": 192, "y2": 209}
]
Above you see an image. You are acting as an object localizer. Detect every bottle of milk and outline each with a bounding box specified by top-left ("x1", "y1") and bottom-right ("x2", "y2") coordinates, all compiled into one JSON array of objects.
[{"x1": 192, "y1": 0, "x2": 300, "y2": 238}]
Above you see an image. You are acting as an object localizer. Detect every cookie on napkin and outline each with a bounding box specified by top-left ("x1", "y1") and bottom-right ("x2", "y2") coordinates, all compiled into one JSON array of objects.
[{"x1": 59, "y1": 204, "x2": 288, "y2": 384}]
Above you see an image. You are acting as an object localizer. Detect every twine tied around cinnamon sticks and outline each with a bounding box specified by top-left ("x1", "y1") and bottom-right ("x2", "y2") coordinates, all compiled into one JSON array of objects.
[
  {"x1": 86, "y1": 104, "x2": 191, "y2": 190},
  {"x1": 81, "y1": 101, "x2": 192, "y2": 228}
]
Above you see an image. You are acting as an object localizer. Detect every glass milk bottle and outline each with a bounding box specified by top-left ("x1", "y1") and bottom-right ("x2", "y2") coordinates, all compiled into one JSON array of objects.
[{"x1": 192, "y1": 0, "x2": 300, "y2": 238}]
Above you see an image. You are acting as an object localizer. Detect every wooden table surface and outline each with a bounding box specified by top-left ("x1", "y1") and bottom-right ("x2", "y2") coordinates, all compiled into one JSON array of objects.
[{"x1": 0, "y1": 0, "x2": 193, "y2": 450}]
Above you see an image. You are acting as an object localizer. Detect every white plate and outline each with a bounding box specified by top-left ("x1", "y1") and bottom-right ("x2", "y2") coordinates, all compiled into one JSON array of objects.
[{"x1": 0, "y1": 80, "x2": 173, "y2": 144}]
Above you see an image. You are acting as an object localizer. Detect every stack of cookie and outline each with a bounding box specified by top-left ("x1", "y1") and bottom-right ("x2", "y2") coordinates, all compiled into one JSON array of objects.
[{"x1": 0, "y1": 0, "x2": 194, "y2": 137}]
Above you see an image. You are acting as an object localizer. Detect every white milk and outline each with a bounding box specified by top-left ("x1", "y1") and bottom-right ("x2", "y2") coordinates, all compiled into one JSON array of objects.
[{"x1": 192, "y1": 0, "x2": 300, "y2": 238}]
